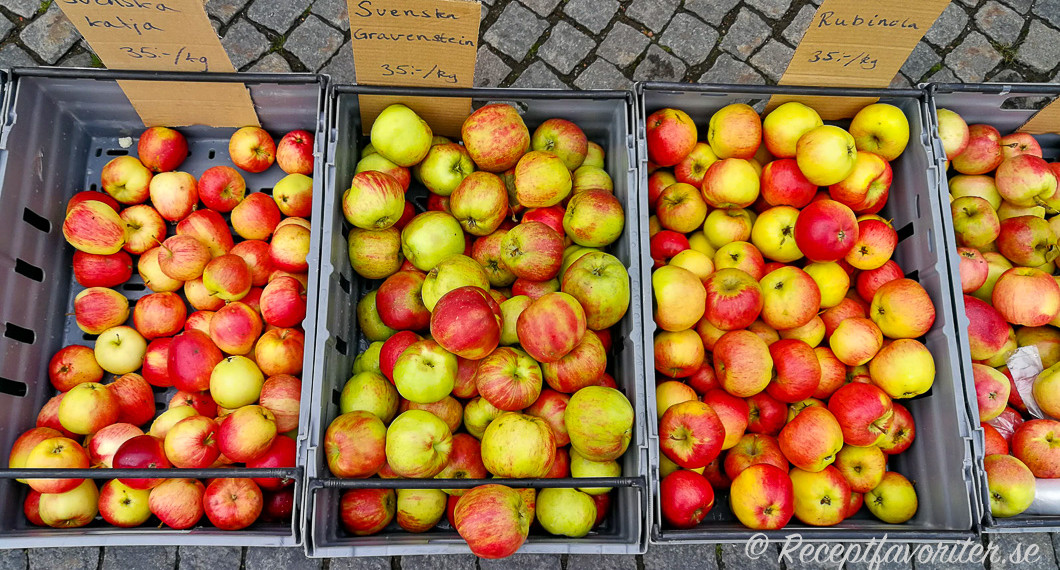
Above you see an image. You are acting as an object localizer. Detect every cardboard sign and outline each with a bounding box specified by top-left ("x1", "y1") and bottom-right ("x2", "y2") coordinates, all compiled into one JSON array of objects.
[
  {"x1": 1019, "y1": 99, "x2": 1060, "y2": 135},
  {"x1": 56, "y1": 0, "x2": 258, "y2": 127},
  {"x1": 347, "y1": 0, "x2": 481, "y2": 136},
  {"x1": 772, "y1": 0, "x2": 950, "y2": 119}
]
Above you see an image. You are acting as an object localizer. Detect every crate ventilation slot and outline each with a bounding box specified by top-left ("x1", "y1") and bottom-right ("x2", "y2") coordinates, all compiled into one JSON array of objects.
[
  {"x1": 4, "y1": 323, "x2": 34, "y2": 344},
  {"x1": 896, "y1": 222, "x2": 915, "y2": 243},
  {"x1": 339, "y1": 274, "x2": 351, "y2": 294},
  {"x1": 14, "y1": 259, "x2": 43, "y2": 282},
  {"x1": 22, "y1": 208, "x2": 50, "y2": 234},
  {"x1": 259, "y1": 187, "x2": 273, "y2": 195},
  {"x1": 94, "y1": 148, "x2": 102, "y2": 157},
  {"x1": 90, "y1": 184, "x2": 98, "y2": 192},
  {"x1": 121, "y1": 282, "x2": 146, "y2": 292},
  {"x1": 335, "y1": 336, "x2": 348, "y2": 356},
  {"x1": 906, "y1": 269, "x2": 920, "y2": 283},
  {"x1": 82, "y1": 333, "x2": 98, "y2": 342},
  {"x1": 105, "y1": 149, "x2": 128, "y2": 156},
  {"x1": 208, "y1": 150, "x2": 216, "y2": 159},
  {"x1": 0, "y1": 377, "x2": 27, "y2": 397}
]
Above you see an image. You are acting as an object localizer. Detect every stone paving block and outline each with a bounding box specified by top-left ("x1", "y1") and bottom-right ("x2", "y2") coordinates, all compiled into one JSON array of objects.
[
  {"x1": 562, "y1": 0, "x2": 618, "y2": 35},
  {"x1": 539, "y1": 20, "x2": 595, "y2": 75},
  {"x1": 685, "y1": 0, "x2": 741, "y2": 25},
  {"x1": 999, "y1": 0, "x2": 1032, "y2": 11},
  {"x1": 749, "y1": 38, "x2": 795, "y2": 81},
  {"x1": 975, "y1": 1, "x2": 1024, "y2": 45},
  {"x1": 989, "y1": 532, "x2": 1057, "y2": 569},
  {"x1": 102, "y1": 547, "x2": 176, "y2": 570},
  {"x1": 322, "y1": 41, "x2": 355, "y2": 84},
  {"x1": 597, "y1": 21, "x2": 650, "y2": 68},
  {"x1": 519, "y1": 0, "x2": 562, "y2": 17},
  {"x1": 574, "y1": 59, "x2": 631, "y2": 90},
  {"x1": 222, "y1": 18, "x2": 271, "y2": 70},
  {"x1": 0, "y1": 0, "x2": 37, "y2": 18},
  {"x1": 625, "y1": 0, "x2": 680, "y2": 33},
  {"x1": 925, "y1": 3, "x2": 970, "y2": 48},
  {"x1": 928, "y1": 65, "x2": 960, "y2": 83},
  {"x1": 957, "y1": 0, "x2": 981, "y2": 6},
  {"x1": 719, "y1": 8, "x2": 771, "y2": 60},
  {"x1": 699, "y1": 53, "x2": 766, "y2": 84},
  {"x1": 247, "y1": 1, "x2": 305, "y2": 34},
  {"x1": 1034, "y1": 0, "x2": 1060, "y2": 29},
  {"x1": 989, "y1": 68, "x2": 1025, "y2": 82},
  {"x1": 28, "y1": 547, "x2": 99, "y2": 570},
  {"x1": 782, "y1": 4, "x2": 817, "y2": 46},
  {"x1": 746, "y1": 0, "x2": 793, "y2": 20},
  {"x1": 566, "y1": 554, "x2": 637, "y2": 570},
  {"x1": 401, "y1": 555, "x2": 477, "y2": 570},
  {"x1": 244, "y1": 548, "x2": 320, "y2": 570},
  {"x1": 633, "y1": 44, "x2": 688, "y2": 82},
  {"x1": 1016, "y1": 20, "x2": 1060, "y2": 73},
  {"x1": 478, "y1": 554, "x2": 563, "y2": 570},
  {"x1": 329, "y1": 558, "x2": 390, "y2": 570},
  {"x1": 475, "y1": 46, "x2": 512, "y2": 87},
  {"x1": 206, "y1": 0, "x2": 250, "y2": 25},
  {"x1": 659, "y1": 12, "x2": 719, "y2": 66},
  {"x1": 847, "y1": 543, "x2": 914, "y2": 570},
  {"x1": 0, "y1": 42, "x2": 36, "y2": 67},
  {"x1": 946, "y1": 31, "x2": 1002, "y2": 82},
  {"x1": 721, "y1": 542, "x2": 781, "y2": 570},
  {"x1": 902, "y1": 41, "x2": 942, "y2": 82},
  {"x1": 19, "y1": 2, "x2": 78, "y2": 64},
  {"x1": 250, "y1": 52, "x2": 292, "y2": 72},
  {"x1": 286, "y1": 15, "x2": 345, "y2": 71},
  {"x1": 0, "y1": 14, "x2": 13, "y2": 43},
  {"x1": 512, "y1": 60, "x2": 569, "y2": 88},
  {"x1": 0, "y1": 550, "x2": 26, "y2": 570},
  {"x1": 890, "y1": 72, "x2": 913, "y2": 88},
  {"x1": 643, "y1": 544, "x2": 719, "y2": 570},
  {"x1": 176, "y1": 546, "x2": 241, "y2": 570},
  {"x1": 908, "y1": 539, "x2": 988, "y2": 569},
  {"x1": 312, "y1": 0, "x2": 350, "y2": 31},
  {"x1": 483, "y1": 2, "x2": 547, "y2": 60}
]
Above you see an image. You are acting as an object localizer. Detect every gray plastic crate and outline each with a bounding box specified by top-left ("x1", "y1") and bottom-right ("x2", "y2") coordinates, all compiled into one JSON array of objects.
[
  {"x1": 304, "y1": 85, "x2": 649, "y2": 557},
  {"x1": 928, "y1": 82, "x2": 1060, "y2": 533},
  {"x1": 0, "y1": 68, "x2": 326, "y2": 547},
  {"x1": 638, "y1": 82, "x2": 979, "y2": 543}
]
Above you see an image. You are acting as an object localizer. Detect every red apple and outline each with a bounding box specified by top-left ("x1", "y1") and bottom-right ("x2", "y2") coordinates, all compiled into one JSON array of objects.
[
  {"x1": 108, "y1": 373, "x2": 156, "y2": 427},
  {"x1": 259, "y1": 374, "x2": 301, "y2": 433},
  {"x1": 794, "y1": 199, "x2": 859, "y2": 262},
  {"x1": 431, "y1": 286, "x2": 502, "y2": 360},
  {"x1": 246, "y1": 435, "x2": 297, "y2": 490},
  {"x1": 177, "y1": 209, "x2": 234, "y2": 258},
  {"x1": 724, "y1": 433, "x2": 788, "y2": 480},
  {"x1": 760, "y1": 158, "x2": 816, "y2": 208},
  {"x1": 113, "y1": 434, "x2": 171, "y2": 489},
  {"x1": 827, "y1": 383, "x2": 893, "y2": 447},
  {"x1": 276, "y1": 129, "x2": 314, "y2": 175},
  {"x1": 766, "y1": 338, "x2": 821, "y2": 403},
  {"x1": 48, "y1": 344, "x2": 104, "y2": 391},
  {"x1": 133, "y1": 291, "x2": 187, "y2": 339},
  {"x1": 659, "y1": 400, "x2": 725, "y2": 469},
  {"x1": 149, "y1": 478, "x2": 205, "y2": 529},
  {"x1": 141, "y1": 338, "x2": 173, "y2": 387},
  {"x1": 453, "y1": 484, "x2": 531, "y2": 559},
  {"x1": 137, "y1": 126, "x2": 187, "y2": 172},
  {"x1": 204, "y1": 478, "x2": 264, "y2": 530},
  {"x1": 229, "y1": 126, "x2": 275, "y2": 173},
  {"x1": 254, "y1": 327, "x2": 305, "y2": 377},
  {"x1": 168, "y1": 330, "x2": 223, "y2": 392},
  {"x1": 73, "y1": 250, "x2": 133, "y2": 288},
  {"x1": 646, "y1": 108, "x2": 697, "y2": 167},
  {"x1": 660, "y1": 469, "x2": 715, "y2": 528}
]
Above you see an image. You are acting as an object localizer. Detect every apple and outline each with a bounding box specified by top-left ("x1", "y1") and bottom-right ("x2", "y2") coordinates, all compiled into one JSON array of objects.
[
  {"x1": 72, "y1": 250, "x2": 132, "y2": 290},
  {"x1": 759, "y1": 266, "x2": 821, "y2": 330},
  {"x1": 702, "y1": 158, "x2": 760, "y2": 208},
  {"x1": 1011, "y1": 419, "x2": 1060, "y2": 478},
  {"x1": 379, "y1": 330, "x2": 422, "y2": 380},
  {"x1": 112, "y1": 434, "x2": 170, "y2": 489},
  {"x1": 176, "y1": 209, "x2": 234, "y2": 259},
  {"x1": 992, "y1": 267, "x2": 1060, "y2": 326},
  {"x1": 712, "y1": 329, "x2": 772, "y2": 397},
  {"x1": 196, "y1": 165, "x2": 246, "y2": 212},
  {"x1": 794, "y1": 199, "x2": 859, "y2": 263},
  {"x1": 750, "y1": 205, "x2": 803, "y2": 263},
  {"x1": 325, "y1": 410, "x2": 387, "y2": 478},
  {"x1": 340, "y1": 488, "x2": 395, "y2": 536},
  {"x1": 8, "y1": 427, "x2": 65, "y2": 483},
  {"x1": 149, "y1": 478, "x2": 205, "y2": 529},
  {"x1": 779, "y1": 315, "x2": 826, "y2": 347},
  {"x1": 714, "y1": 241, "x2": 766, "y2": 280},
  {"x1": 653, "y1": 265, "x2": 706, "y2": 332},
  {"x1": 132, "y1": 291, "x2": 186, "y2": 340},
  {"x1": 229, "y1": 126, "x2": 275, "y2": 173},
  {"x1": 803, "y1": 261, "x2": 850, "y2": 308},
  {"x1": 347, "y1": 226, "x2": 402, "y2": 279},
  {"x1": 514, "y1": 150, "x2": 573, "y2": 209},
  {"x1": 953, "y1": 124, "x2": 1003, "y2": 175},
  {"x1": 870, "y1": 278, "x2": 936, "y2": 339},
  {"x1": 228, "y1": 193, "x2": 282, "y2": 241},
  {"x1": 268, "y1": 174, "x2": 313, "y2": 219},
  {"x1": 209, "y1": 301, "x2": 263, "y2": 356},
  {"x1": 454, "y1": 484, "x2": 531, "y2": 559},
  {"x1": 703, "y1": 389, "x2": 749, "y2": 449},
  {"x1": 449, "y1": 171, "x2": 508, "y2": 236},
  {"x1": 217, "y1": 405, "x2": 277, "y2": 463},
  {"x1": 668, "y1": 249, "x2": 714, "y2": 282},
  {"x1": 169, "y1": 390, "x2": 217, "y2": 418},
  {"x1": 796, "y1": 125, "x2": 858, "y2": 186},
  {"x1": 763, "y1": 101, "x2": 823, "y2": 158},
  {"x1": 746, "y1": 391, "x2": 787, "y2": 435},
  {"x1": 674, "y1": 142, "x2": 718, "y2": 187},
  {"x1": 167, "y1": 329, "x2": 223, "y2": 392},
  {"x1": 162, "y1": 415, "x2": 219, "y2": 468},
  {"x1": 848, "y1": 103, "x2": 909, "y2": 161},
  {"x1": 400, "y1": 211, "x2": 464, "y2": 271},
  {"x1": 269, "y1": 223, "x2": 310, "y2": 274},
  {"x1": 385, "y1": 409, "x2": 452, "y2": 478},
  {"x1": 723, "y1": 433, "x2": 788, "y2": 481},
  {"x1": 658, "y1": 469, "x2": 714, "y2": 530},
  {"x1": 254, "y1": 327, "x2": 305, "y2": 378},
  {"x1": 648, "y1": 169, "x2": 678, "y2": 209},
  {"x1": 560, "y1": 253, "x2": 628, "y2": 331},
  {"x1": 101, "y1": 155, "x2": 153, "y2": 204},
  {"x1": 136, "y1": 126, "x2": 187, "y2": 172},
  {"x1": 658, "y1": 399, "x2": 724, "y2": 469},
  {"x1": 1000, "y1": 132, "x2": 1043, "y2": 159},
  {"x1": 564, "y1": 188, "x2": 625, "y2": 247},
  {"x1": 38, "y1": 479, "x2": 99, "y2": 529},
  {"x1": 107, "y1": 372, "x2": 155, "y2": 427},
  {"x1": 136, "y1": 247, "x2": 181, "y2": 293},
  {"x1": 864, "y1": 471, "x2": 918, "y2": 523},
  {"x1": 828, "y1": 382, "x2": 893, "y2": 447},
  {"x1": 149, "y1": 406, "x2": 197, "y2": 440},
  {"x1": 707, "y1": 102, "x2": 761, "y2": 159},
  {"x1": 536, "y1": 487, "x2": 596, "y2": 537},
  {"x1": 63, "y1": 199, "x2": 127, "y2": 255},
  {"x1": 343, "y1": 170, "x2": 405, "y2": 231},
  {"x1": 996, "y1": 155, "x2": 1057, "y2": 210},
  {"x1": 779, "y1": 406, "x2": 843, "y2": 472},
  {"x1": 430, "y1": 286, "x2": 502, "y2": 360},
  {"x1": 868, "y1": 338, "x2": 935, "y2": 398},
  {"x1": 472, "y1": 231, "x2": 517, "y2": 288},
  {"x1": 209, "y1": 355, "x2": 264, "y2": 409},
  {"x1": 480, "y1": 412, "x2": 556, "y2": 478},
  {"x1": 203, "y1": 478, "x2": 263, "y2": 531},
  {"x1": 950, "y1": 174, "x2": 1002, "y2": 210},
  {"x1": 452, "y1": 355, "x2": 481, "y2": 399},
  {"x1": 276, "y1": 129, "x2": 314, "y2": 174},
  {"x1": 340, "y1": 371, "x2": 397, "y2": 424},
  {"x1": 834, "y1": 444, "x2": 886, "y2": 494},
  {"x1": 461, "y1": 104, "x2": 530, "y2": 172},
  {"x1": 984, "y1": 454, "x2": 1036, "y2": 518},
  {"x1": 997, "y1": 215, "x2": 1058, "y2": 267},
  {"x1": 23, "y1": 436, "x2": 90, "y2": 494},
  {"x1": 651, "y1": 230, "x2": 692, "y2": 265},
  {"x1": 67, "y1": 190, "x2": 120, "y2": 214},
  {"x1": 530, "y1": 118, "x2": 588, "y2": 171},
  {"x1": 97, "y1": 478, "x2": 152, "y2": 527},
  {"x1": 936, "y1": 108, "x2": 970, "y2": 159},
  {"x1": 564, "y1": 385, "x2": 633, "y2": 462},
  {"x1": 435, "y1": 433, "x2": 488, "y2": 493},
  {"x1": 760, "y1": 158, "x2": 816, "y2": 208},
  {"x1": 646, "y1": 108, "x2": 697, "y2": 166},
  {"x1": 117, "y1": 204, "x2": 165, "y2": 256},
  {"x1": 973, "y1": 363, "x2": 1011, "y2": 422},
  {"x1": 521, "y1": 388, "x2": 570, "y2": 446},
  {"x1": 654, "y1": 329, "x2": 705, "y2": 379},
  {"x1": 395, "y1": 488, "x2": 447, "y2": 533},
  {"x1": 157, "y1": 234, "x2": 210, "y2": 282},
  {"x1": 729, "y1": 464, "x2": 795, "y2": 530},
  {"x1": 418, "y1": 142, "x2": 475, "y2": 197},
  {"x1": 516, "y1": 291, "x2": 586, "y2": 363},
  {"x1": 829, "y1": 152, "x2": 892, "y2": 215},
  {"x1": 392, "y1": 338, "x2": 458, "y2": 404},
  {"x1": 829, "y1": 317, "x2": 883, "y2": 366},
  {"x1": 766, "y1": 338, "x2": 821, "y2": 403},
  {"x1": 471, "y1": 346, "x2": 541, "y2": 410},
  {"x1": 463, "y1": 396, "x2": 504, "y2": 439}
]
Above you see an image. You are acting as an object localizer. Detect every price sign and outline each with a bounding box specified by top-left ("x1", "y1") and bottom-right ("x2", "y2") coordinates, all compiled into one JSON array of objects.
[
  {"x1": 1020, "y1": 100, "x2": 1060, "y2": 135},
  {"x1": 771, "y1": 0, "x2": 951, "y2": 119},
  {"x1": 57, "y1": 0, "x2": 258, "y2": 127},
  {"x1": 347, "y1": 0, "x2": 482, "y2": 136}
]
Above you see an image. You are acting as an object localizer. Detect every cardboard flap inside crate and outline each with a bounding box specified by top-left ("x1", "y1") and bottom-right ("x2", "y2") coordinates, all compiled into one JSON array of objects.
[
  {"x1": 0, "y1": 70, "x2": 326, "y2": 547},
  {"x1": 305, "y1": 86, "x2": 648, "y2": 556},
  {"x1": 638, "y1": 83, "x2": 977, "y2": 542}
]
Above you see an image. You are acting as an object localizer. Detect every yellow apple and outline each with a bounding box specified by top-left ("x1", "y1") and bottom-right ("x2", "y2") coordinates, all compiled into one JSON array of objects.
[
  {"x1": 796, "y1": 126, "x2": 858, "y2": 186},
  {"x1": 763, "y1": 102, "x2": 823, "y2": 158},
  {"x1": 849, "y1": 103, "x2": 910, "y2": 161},
  {"x1": 803, "y1": 262, "x2": 849, "y2": 308}
]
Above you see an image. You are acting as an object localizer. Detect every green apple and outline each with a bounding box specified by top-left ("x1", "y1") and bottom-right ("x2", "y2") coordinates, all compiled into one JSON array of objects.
[
  {"x1": 499, "y1": 295, "x2": 532, "y2": 346},
  {"x1": 480, "y1": 412, "x2": 555, "y2": 478},
  {"x1": 352, "y1": 341, "x2": 384, "y2": 375},
  {"x1": 393, "y1": 340, "x2": 457, "y2": 404},
  {"x1": 420, "y1": 254, "x2": 490, "y2": 312},
  {"x1": 569, "y1": 449, "x2": 620, "y2": 494},
  {"x1": 209, "y1": 355, "x2": 265, "y2": 409},
  {"x1": 400, "y1": 212, "x2": 465, "y2": 272},
  {"x1": 536, "y1": 487, "x2": 596, "y2": 538},
  {"x1": 357, "y1": 290, "x2": 397, "y2": 342},
  {"x1": 563, "y1": 189, "x2": 624, "y2": 247},
  {"x1": 396, "y1": 488, "x2": 447, "y2": 532},
  {"x1": 565, "y1": 386, "x2": 634, "y2": 461},
  {"x1": 340, "y1": 371, "x2": 400, "y2": 423},
  {"x1": 463, "y1": 396, "x2": 504, "y2": 439},
  {"x1": 370, "y1": 104, "x2": 433, "y2": 167},
  {"x1": 561, "y1": 251, "x2": 630, "y2": 330},
  {"x1": 419, "y1": 143, "x2": 475, "y2": 197},
  {"x1": 865, "y1": 471, "x2": 918, "y2": 524},
  {"x1": 93, "y1": 326, "x2": 147, "y2": 375},
  {"x1": 385, "y1": 410, "x2": 452, "y2": 478}
]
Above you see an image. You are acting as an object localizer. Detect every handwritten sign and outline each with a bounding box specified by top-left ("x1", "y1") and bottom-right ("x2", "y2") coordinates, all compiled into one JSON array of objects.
[
  {"x1": 771, "y1": 0, "x2": 950, "y2": 119},
  {"x1": 57, "y1": 0, "x2": 258, "y2": 127},
  {"x1": 347, "y1": 0, "x2": 481, "y2": 136},
  {"x1": 1019, "y1": 99, "x2": 1060, "y2": 135}
]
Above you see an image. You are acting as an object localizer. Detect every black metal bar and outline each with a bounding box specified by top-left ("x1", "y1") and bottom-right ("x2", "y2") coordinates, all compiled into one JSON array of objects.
[
  {"x1": 12, "y1": 67, "x2": 324, "y2": 85},
  {"x1": 655, "y1": 528, "x2": 976, "y2": 542},
  {"x1": 0, "y1": 467, "x2": 298, "y2": 479},
  {"x1": 639, "y1": 81, "x2": 926, "y2": 100},
  {"x1": 931, "y1": 82, "x2": 1060, "y2": 96},
  {"x1": 308, "y1": 476, "x2": 645, "y2": 491},
  {"x1": 332, "y1": 83, "x2": 631, "y2": 101}
]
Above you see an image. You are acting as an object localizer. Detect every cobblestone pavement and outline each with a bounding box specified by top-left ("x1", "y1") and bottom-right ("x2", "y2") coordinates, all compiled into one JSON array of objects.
[{"x1": 1, "y1": 0, "x2": 1060, "y2": 567}]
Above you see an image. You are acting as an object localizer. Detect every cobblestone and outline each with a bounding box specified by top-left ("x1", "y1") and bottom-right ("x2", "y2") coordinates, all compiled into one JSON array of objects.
[
  {"x1": 598, "y1": 22, "x2": 650, "y2": 68},
  {"x1": 719, "y1": 8, "x2": 771, "y2": 60},
  {"x1": 574, "y1": 59, "x2": 631, "y2": 89},
  {"x1": 562, "y1": 0, "x2": 617, "y2": 35},
  {"x1": 483, "y1": 2, "x2": 547, "y2": 60},
  {"x1": 27, "y1": 548, "x2": 99, "y2": 570},
  {"x1": 19, "y1": 3, "x2": 77, "y2": 64},
  {"x1": 566, "y1": 555, "x2": 637, "y2": 570},
  {"x1": 946, "y1": 31, "x2": 1002, "y2": 81},
  {"x1": 519, "y1": 0, "x2": 562, "y2": 17},
  {"x1": 902, "y1": 42, "x2": 942, "y2": 82},
  {"x1": 746, "y1": 0, "x2": 793, "y2": 20},
  {"x1": 250, "y1": 52, "x2": 293, "y2": 73},
  {"x1": 102, "y1": 547, "x2": 176, "y2": 570},
  {"x1": 685, "y1": 0, "x2": 741, "y2": 25},
  {"x1": 312, "y1": 0, "x2": 350, "y2": 30},
  {"x1": 286, "y1": 15, "x2": 345, "y2": 71},
  {"x1": 0, "y1": 0, "x2": 36, "y2": 18},
  {"x1": 633, "y1": 44, "x2": 688, "y2": 82},
  {"x1": 700, "y1": 53, "x2": 766, "y2": 84},
  {"x1": 222, "y1": 18, "x2": 271, "y2": 70},
  {"x1": 1017, "y1": 19, "x2": 1060, "y2": 73},
  {"x1": 247, "y1": 2, "x2": 305, "y2": 33},
  {"x1": 626, "y1": 0, "x2": 680, "y2": 33},
  {"x1": 0, "y1": 550, "x2": 26, "y2": 570},
  {"x1": 1034, "y1": 0, "x2": 1060, "y2": 29},
  {"x1": 322, "y1": 41, "x2": 355, "y2": 83},
  {"x1": 329, "y1": 559, "x2": 390, "y2": 570},
  {"x1": 989, "y1": 532, "x2": 1057, "y2": 569},
  {"x1": 245, "y1": 548, "x2": 321, "y2": 570},
  {"x1": 975, "y1": 1, "x2": 1025, "y2": 45},
  {"x1": 400, "y1": 555, "x2": 477, "y2": 570},
  {"x1": 0, "y1": 42, "x2": 37, "y2": 67},
  {"x1": 512, "y1": 60, "x2": 569, "y2": 88},
  {"x1": 846, "y1": 544, "x2": 913, "y2": 570},
  {"x1": 782, "y1": 4, "x2": 817, "y2": 45},
  {"x1": 643, "y1": 544, "x2": 719, "y2": 570},
  {"x1": 659, "y1": 13, "x2": 719, "y2": 66},
  {"x1": 479, "y1": 554, "x2": 563, "y2": 570},
  {"x1": 206, "y1": 0, "x2": 251, "y2": 25},
  {"x1": 925, "y1": 2, "x2": 971, "y2": 48},
  {"x1": 177, "y1": 546, "x2": 242, "y2": 570},
  {"x1": 539, "y1": 21, "x2": 595, "y2": 75},
  {"x1": 1000, "y1": 0, "x2": 1033, "y2": 11},
  {"x1": 749, "y1": 38, "x2": 795, "y2": 81},
  {"x1": 475, "y1": 46, "x2": 512, "y2": 87}
]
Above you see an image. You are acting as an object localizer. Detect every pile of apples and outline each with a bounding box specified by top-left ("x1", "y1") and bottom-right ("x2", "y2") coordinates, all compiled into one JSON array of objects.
[
  {"x1": 6, "y1": 125, "x2": 314, "y2": 531},
  {"x1": 329, "y1": 103, "x2": 633, "y2": 559},
  {"x1": 938, "y1": 108, "x2": 1060, "y2": 519},
  {"x1": 647, "y1": 101, "x2": 938, "y2": 530}
]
